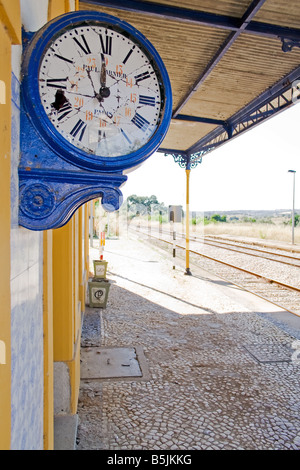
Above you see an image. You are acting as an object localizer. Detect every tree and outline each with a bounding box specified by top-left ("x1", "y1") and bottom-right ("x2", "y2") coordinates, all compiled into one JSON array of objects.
[
  {"x1": 290, "y1": 214, "x2": 300, "y2": 226},
  {"x1": 211, "y1": 214, "x2": 227, "y2": 223},
  {"x1": 127, "y1": 194, "x2": 166, "y2": 215}
]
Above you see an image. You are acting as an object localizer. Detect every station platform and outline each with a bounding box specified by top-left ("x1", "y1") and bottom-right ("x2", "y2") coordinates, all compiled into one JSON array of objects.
[{"x1": 77, "y1": 233, "x2": 300, "y2": 451}]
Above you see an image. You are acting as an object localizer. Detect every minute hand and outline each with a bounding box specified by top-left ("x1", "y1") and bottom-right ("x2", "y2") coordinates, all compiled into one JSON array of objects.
[{"x1": 100, "y1": 53, "x2": 106, "y2": 87}]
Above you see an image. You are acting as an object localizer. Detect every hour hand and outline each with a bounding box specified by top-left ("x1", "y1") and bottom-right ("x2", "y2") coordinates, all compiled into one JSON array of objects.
[
  {"x1": 98, "y1": 53, "x2": 110, "y2": 100},
  {"x1": 100, "y1": 53, "x2": 106, "y2": 87}
]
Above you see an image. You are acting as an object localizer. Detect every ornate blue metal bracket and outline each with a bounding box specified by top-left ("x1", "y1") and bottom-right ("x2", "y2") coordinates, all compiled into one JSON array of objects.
[
  {"x1": 166, "y1": 152, "x2": 203, "y2": 170},
  {"x1": 19, "y1": 101, "x2": 127, "y2": 230},
  {"x1": 18, "y1": 11, "x2": 172, "y2": 231},
  {"x1": 19, "y1": 168, "x2": 125, "y2": 231}
]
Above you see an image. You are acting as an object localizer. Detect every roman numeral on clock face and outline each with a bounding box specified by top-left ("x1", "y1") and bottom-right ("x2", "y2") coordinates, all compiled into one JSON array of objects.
[
  {"x1": 121, "y1": 128, "x2": 132, "y2": 144},
  {"x1": 73, "y1": 35, "x2": 91, "y2": 55},
  {"x1": 46, "y1": 78, "x2": 68, "y2": 89},
  {"x1": 135, "y1": 71, "x2": 151, "y2": 84},
  {"x1": 122, "y1": 47, "x2": 135, "y2": 65},
  {"x1": 131, "y1": 112, "x2": 150, "y2": 132},
  {"x1": 54, "y1": 54, "x2": 74, "y2": 64},
  {"x1": 98, "y1": 130, "x2": 106, "y2": 141},
  {"x1": 99, "y1": 34, "x2": 112, "y2": 55},
  {"x1": 139, "y1": 95, "x2": 156, "y2": 106},
  {"x1": 57, "y1": 102, "x2": 73, "y2": 121},
  {"x1": 70, "y1": 119, "x2": 87, "y2": 141}
]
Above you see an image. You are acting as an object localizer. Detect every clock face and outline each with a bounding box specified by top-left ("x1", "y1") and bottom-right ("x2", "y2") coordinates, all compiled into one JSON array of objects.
[{"x1": 37, "y1": 21, "x2": 165, "y2": 159}]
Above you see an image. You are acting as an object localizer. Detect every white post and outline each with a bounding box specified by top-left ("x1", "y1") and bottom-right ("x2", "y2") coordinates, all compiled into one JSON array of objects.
[{"x1": 288, "y1": 170, "x2": 296, "y2": 245}]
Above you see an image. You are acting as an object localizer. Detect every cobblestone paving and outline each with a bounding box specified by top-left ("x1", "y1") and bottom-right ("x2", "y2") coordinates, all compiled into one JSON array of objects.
[{"x1": 76, "y1": 236, "x2": 300, "y2": 450}]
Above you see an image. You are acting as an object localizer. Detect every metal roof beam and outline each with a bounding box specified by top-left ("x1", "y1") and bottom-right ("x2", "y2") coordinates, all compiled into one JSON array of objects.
[
  {"x1": 80, "y1": 0, "x2": 300, "y2": 42},
  {"x1": 175, "y1": 114, "x2": 225, "y2": 126},
  {"x1": 80, "y1": 0, "x2": 241, "y2": 30},
  {"x1": 172, "y1": 0, "x2": 267, "y2": 117},
  {"x1": 158, "y1": 148, "x2": 188, "y2": 158},
  {"x1": 185, "y1": 65, "x2": 300, "y2": 157}
]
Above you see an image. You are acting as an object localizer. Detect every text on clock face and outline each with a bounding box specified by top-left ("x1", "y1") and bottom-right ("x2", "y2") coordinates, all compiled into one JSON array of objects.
[{"x1": 38, "y1": 24, "x2": 164, "y2": 157}]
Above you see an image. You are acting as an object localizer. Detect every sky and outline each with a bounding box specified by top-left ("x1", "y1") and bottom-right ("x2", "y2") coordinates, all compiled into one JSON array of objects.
[{"x1": 121, "y1": 102, "x2": 300, "y2": 213}]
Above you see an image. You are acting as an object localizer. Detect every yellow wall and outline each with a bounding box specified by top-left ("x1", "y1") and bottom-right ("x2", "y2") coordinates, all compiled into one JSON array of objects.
[
  {"x1": 52, "y1": 210, "x2": 86, "y2": 416},
  {"x1": 78, "y1": 207, "x2": 85, "y2": 310},
  {"x1": 0, "y1": 20, "x2": 12, "y2": 451},
  {"x1": 53, "y1": 220, "x2": 75, "y2": 361},
  {"x1": 48, "y1": 0, "x2": 68, "y2": 19},
  {"x1": 43, "y1": 230, "x2": 54, "y2": 450},
  {"x1": 0, "y1": 0, "x2": 21, "y2": 44}
]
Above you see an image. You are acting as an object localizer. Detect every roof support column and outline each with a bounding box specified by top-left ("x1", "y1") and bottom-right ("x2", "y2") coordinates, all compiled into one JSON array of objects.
[{"x1": 185, "y1": 166, "x2": 192, "y2": 276}]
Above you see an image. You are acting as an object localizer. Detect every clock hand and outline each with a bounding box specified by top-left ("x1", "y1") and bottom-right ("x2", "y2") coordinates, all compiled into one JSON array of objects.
[
  {"x1": 86, "y1": 69, "x2": 96, "y2": 93},
  {"x1": 85, "y1": 68, "x2": 104, "y2": 102},
  {"x1": 66, "y1": 90, "x2": 96, "y2": 99},
  {"x1": 99, "y1": 53, "x2": 110, "y2": 100},
  {"x1": 100, "y1": 53, "x2": 106, "y2": 87},
  {"x1": 99, "y1": 113, "x2": 113, "y2": 124}
]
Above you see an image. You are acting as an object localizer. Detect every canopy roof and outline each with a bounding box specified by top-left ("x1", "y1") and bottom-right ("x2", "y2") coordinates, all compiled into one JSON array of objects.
[{"x1": 80, "y1": 0, "x2": 300, "y2": 165}]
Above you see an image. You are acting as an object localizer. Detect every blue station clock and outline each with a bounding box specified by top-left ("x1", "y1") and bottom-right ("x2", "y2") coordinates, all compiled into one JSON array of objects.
[{"x1": 21, "y1": 10, "x2": 172, "y2": 173}]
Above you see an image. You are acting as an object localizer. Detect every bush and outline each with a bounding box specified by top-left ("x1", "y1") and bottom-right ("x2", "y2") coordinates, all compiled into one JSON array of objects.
[{"x1": 211, "y1": 214, "x2": 227, "y2": 223}]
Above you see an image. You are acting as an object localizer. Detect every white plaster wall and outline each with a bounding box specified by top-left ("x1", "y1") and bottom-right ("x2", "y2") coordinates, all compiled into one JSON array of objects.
[
  {"x1": 20, "y1": 0, "x2": 49, "y2": 32},
  {"x1": 54, "y1": 363, "x2": 71, "y2": 415},
  {"x1": 10, "y1": 43, "x2": 44, "y2": 449}
]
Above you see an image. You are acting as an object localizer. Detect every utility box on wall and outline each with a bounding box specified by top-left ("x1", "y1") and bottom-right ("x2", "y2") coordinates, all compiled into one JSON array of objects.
[
  {"x1": 88, "y1": 279, "x2": 111, "y2": 308},
  {"x1": 93, "y1": 260, "x2": 108, "y2": 279}
]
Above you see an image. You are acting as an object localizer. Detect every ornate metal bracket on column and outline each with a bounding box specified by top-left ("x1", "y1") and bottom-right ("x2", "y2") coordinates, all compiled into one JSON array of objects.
[{"x1": 168, "y1": 152, "x2": 203, "y2": 170}]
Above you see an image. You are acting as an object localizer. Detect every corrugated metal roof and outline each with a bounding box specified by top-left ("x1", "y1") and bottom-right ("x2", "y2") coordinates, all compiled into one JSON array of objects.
[{"x1": 79, "y1": 0, "x2": 300, "y2": 159}]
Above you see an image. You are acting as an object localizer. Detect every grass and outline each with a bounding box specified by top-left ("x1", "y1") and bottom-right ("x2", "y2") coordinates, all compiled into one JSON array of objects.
[
  {"x1": 93, "y1": 209, "x2": 300, "y2": 246},
  {"x1": 199, "y1": 222, "x2": 300, "y2": 244}
]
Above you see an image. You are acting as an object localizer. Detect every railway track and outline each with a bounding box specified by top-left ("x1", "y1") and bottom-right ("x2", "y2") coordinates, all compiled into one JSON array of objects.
[
  {"x1": 132, "y1": 226, "x2": 300, "y2": 317},
  {"x1": 192, "y1": 234, "x2": 300, "y2": 267},
  {"x1": 155, "y1": 228, "x2": 300, "y2": 268}
]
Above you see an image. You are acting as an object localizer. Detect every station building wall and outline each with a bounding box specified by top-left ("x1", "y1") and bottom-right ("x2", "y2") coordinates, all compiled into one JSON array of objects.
[
  {"x1": 0, "y1": 0, "x2": 89, "y2": 450},
  {"x1": 10, "y1": 47, "x2": 44, "y2": 449}
]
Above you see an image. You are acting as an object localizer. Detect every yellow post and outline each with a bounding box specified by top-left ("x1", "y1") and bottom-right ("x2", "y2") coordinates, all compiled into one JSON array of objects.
[
  {"x1": 52, "y1": 215, "x2": 81, "y2": 415},
  {"x1": 53, "y1": 220, "x2": 75, "y2": 361},
  {"x1": 43, "y1": 230, "x2": 54, "y2": 450},
  {"x1": 48, "y1": 0, "x2": 68, "y2": 18},
  {"x1": 85, "y1": 202, "x2": 91, "y2": 276},
  {"x1": 185, "y1": 169, "x2": 192, "y2": 275}
]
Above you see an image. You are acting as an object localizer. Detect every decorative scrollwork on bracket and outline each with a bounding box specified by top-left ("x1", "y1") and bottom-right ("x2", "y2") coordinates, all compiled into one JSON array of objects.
[
  {"x1": 102, "y1": 189, "x2": 122, "y2": 212},
  {"x1": 18, "y1": 174, "x2": 125, "y2": 230},
  {"x1": 165, "y1": 153, "x2": 203, "y2": 169},
  {"x1": 189, "y1": 153, "x2": 203, "y2": 169},
  {"x1": 169, "y1": 154, "x2": 188, "y2": 168},
  {"x1": 20, "y1": 183, "x2": 55, "y2": 219}
]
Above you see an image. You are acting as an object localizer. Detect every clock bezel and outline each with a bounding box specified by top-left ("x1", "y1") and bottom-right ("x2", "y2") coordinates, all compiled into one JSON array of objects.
[{"x1": 21, "y1": 10, "x2": 172, "y2": 172}]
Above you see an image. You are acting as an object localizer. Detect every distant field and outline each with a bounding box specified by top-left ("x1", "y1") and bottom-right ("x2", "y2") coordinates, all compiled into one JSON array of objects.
[
  {"x1": 95, "y1": 209, "x2": 300, "y2": 246},
  {"x1": 201, "y1": 222, "x2": 300, "y2": 244},
  {"x1": 130, "y1": 219, "x2": 300, "y2": 245}
]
